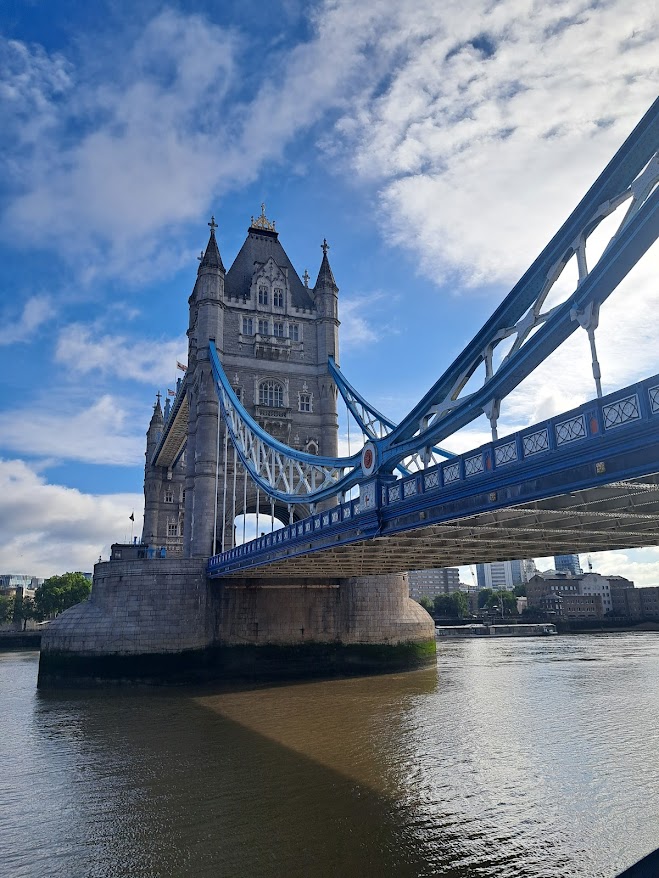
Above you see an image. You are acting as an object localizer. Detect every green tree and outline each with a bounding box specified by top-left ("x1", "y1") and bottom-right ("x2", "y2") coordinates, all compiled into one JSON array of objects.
[
  {"x1": 478, "y1": 588, "x2": 494, "y2": 609},
  {"x1": 432, "y1": 594, "x2": 454, "y2": 616},
  {"x1": 433, "y1": 592, "x2": 469, "y2": 618},
  {"x1": 418, "y1": 595, "x2": 434, "y2": 613},
  {"x1": 0, "y1": 594, "x2": 14, "y2": 623},
  {"x1": 485, "y1": 590, "x2": 518, "y2": 615},
  {"x1": 513, "y1": 583, "x2": 527, "y2": 597},
  {"x1": 451, "y1": 591, "x2": 469, "y2": 618},
  {"x1": 18, "y1": 596, "x2": 39, "y2": 629},
  {"x1": 34, "y1": 573, "x2": 91, "y2": 619}
]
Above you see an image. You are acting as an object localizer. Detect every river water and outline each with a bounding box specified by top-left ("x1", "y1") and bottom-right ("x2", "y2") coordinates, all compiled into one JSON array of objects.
[{"x1": 2, "y1": 634, "x2": 659, "y2": 878}]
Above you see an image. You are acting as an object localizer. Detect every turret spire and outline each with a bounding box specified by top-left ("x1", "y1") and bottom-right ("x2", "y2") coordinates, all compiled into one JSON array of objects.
[
  {"x1": 198, "y1": 215, "x2": 225, "y2": 273},
  {"x1": 314, "y1": 237, "x2": 337, "y2": 290},
  {"x1": 150, "y1": 392, "x2": 163, "y2": 422}
]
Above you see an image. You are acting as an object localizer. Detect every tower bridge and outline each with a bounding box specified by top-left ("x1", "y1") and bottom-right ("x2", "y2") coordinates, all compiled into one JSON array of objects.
[{"x1": 39, "y1": 100, "x2": 659, "y2": 687}]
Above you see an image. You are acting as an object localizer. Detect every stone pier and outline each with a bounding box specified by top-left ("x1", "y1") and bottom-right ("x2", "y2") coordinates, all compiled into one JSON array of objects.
[{"x1": 38, "y1": 560, "x2": 436, "y2": 687}]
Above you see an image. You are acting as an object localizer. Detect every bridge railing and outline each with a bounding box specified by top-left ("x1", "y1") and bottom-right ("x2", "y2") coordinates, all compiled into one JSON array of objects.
[{"x1": 207, "y1": 373, "x2": 659, "y2": 575}]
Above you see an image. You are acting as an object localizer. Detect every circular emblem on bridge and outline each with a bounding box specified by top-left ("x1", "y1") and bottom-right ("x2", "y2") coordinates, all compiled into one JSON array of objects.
[{"x1": 361, "y1": 441, "x2": 377, "y2": 477}]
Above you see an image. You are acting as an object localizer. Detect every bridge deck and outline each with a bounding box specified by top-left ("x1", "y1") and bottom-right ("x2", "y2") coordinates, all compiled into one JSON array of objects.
[
  {"x1": 209, "y1": 374, "x2": 659, "y2": 578},
  {"x1": 218, "y1": 475, "x2": 659, "y2": 577}
]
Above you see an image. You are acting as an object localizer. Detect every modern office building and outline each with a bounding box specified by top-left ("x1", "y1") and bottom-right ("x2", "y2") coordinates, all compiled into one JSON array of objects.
[
  {"x1": 0, "y1": 574, "x2": 43, "y2": 595},
  {"x1": 476, "y1": 559, "x2": 531, "y2": 590},
  {"x1": 408, "y1": 568, "x2": 461, "y2": 601},
  {"x1": 554, "y1": 554, "x2": 583, "y2": 576}
]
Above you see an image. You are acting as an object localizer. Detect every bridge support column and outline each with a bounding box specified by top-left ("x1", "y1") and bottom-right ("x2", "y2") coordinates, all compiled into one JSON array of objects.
[{"x1": 38, "y1": 562, "x2": 435, "y2": 687}]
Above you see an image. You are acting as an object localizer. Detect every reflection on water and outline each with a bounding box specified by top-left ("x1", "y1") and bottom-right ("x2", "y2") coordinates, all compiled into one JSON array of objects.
[{"x1": 2, "y1": 634, "x2": 659, "y2": 877}]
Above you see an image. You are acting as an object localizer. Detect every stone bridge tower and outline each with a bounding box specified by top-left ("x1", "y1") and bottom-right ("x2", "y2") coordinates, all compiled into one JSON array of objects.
[{"x1": 144, "y1": 208, "x2": 340, "y2": 559}]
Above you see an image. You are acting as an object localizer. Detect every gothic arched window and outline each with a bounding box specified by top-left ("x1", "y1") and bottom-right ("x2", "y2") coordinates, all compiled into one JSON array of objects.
[{"x1": 259, "y1": 380, "x2": 284, "y2": 408}]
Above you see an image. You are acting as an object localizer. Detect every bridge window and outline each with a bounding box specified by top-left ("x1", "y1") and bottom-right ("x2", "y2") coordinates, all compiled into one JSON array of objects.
[
  {"x1": 258, "y1": 318, "x2": 269, "y2": 335},
  {"x1": 273, "y1": 288, "x2": 284, "y2": 307},
  {"x1": 306, "y1": 440, "x2": 318, "y2": 455},
  {"x1": 259, "y1": 380, "x2": 284, "y2": 407},
  {"x1": 167, "y1": 522, "x2": 179, "y2": 536},
  {"x1": 164, "y1": 490, "x2": 174, "y2": 503},
  {"x1": 273, "y1": 321, "x2": 285, "y2": 337},
  {"x1": 258, "y1": 285, "x2": 268, "y2": 305},
  {"x1": 289, "y1": 323, "x2": 300, "y2": 341},
  {"x1": 242, "y1": 317, "x2": 254, "y2": 335},
  {"x1": 299, "y1": 393, "x2": 312, "y2": 412}
]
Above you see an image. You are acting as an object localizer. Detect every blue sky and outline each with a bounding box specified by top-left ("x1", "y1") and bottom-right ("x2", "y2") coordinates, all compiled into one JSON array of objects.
[{"x1": 0, "y1": 0, "x2": 657, "y2": 582}]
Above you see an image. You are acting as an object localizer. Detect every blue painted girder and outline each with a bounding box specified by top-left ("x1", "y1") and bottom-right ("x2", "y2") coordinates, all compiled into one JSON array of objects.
[
  {"x1": 378, "y1": 98, "x2": 659, "y2": 470},
  {"x1": 208, "y1": 373, "x2": 659, "y2": 576}
]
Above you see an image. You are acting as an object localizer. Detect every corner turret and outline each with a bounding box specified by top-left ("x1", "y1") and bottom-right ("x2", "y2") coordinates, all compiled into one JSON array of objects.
[
  {"x1": 143, "y1": 393, "x2": 165, "y2": 546},
  {"x1": 185, "y1": 217, "x2": 226, "y2": 557},
  {"x1": 314, "y1": 239, "x2": 340, "y2": 459}
]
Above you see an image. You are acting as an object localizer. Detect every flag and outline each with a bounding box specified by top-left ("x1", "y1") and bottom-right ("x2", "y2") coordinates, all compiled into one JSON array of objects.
[
  {"x1": 167, "y1": 388, "x2": 176, "y2": 396},
  {"x1": 129, "y1": 513, "x2": 135, "y2": 522},
  {"x1": 176, "y1": 361, "x2": 187, "y2": 371}
]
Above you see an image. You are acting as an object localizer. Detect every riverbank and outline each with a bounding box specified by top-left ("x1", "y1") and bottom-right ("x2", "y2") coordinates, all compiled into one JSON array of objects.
[{"x1": 0, "y1": 631, "x2": 41, "y2": 650}]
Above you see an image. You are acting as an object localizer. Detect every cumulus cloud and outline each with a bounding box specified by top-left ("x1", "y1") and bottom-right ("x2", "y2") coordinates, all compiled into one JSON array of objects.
[
  {"x1": 324, "y1": 0, "x2": 658, "y2": 434},
  {"x1": 0, "y1": 6, "x2": 382, "y2": 282},
  {"x1": 330, "y1": 0, "x2": 657, "y2": 285},
  {"x1": 0, "y1": 295, "x2": 55, "y2": 345},
  {"x1": 339, "y1": 293, "x2": 394, "y2": 349},
  {"x1": 55, "y1": 324, "x2": 187, "y2": 385},
  {"x1": 0, "y1": 459, "x2": 142, "y2": 576},
  {"x1": 0, "y1": 396, "x2": 144, "y2": 466}
]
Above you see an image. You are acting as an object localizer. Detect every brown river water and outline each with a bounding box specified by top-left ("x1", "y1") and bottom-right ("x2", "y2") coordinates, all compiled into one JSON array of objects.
[{"x1": 2, "y1": 633, "x2": 659, "y2": 878}]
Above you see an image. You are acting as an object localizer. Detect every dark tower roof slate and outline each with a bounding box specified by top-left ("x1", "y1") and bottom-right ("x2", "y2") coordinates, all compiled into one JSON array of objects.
[{"x1": 225, "y1": 226, "x2": 315, "y2": 310}]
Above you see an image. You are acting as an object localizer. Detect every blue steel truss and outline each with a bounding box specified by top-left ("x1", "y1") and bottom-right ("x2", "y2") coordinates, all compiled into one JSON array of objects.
[
  {"x1": 208, "y1": 373, "x2": 659, "y2": 576},
  {"x1": 328, "y1": 356, "x2": 456, "y2": 474},
  {"x1": 210, "y1": 343, "x2": 362, "y2": 504},
  {"x1": 209, "y1": 100, "x2": 658, "y2": 505}
]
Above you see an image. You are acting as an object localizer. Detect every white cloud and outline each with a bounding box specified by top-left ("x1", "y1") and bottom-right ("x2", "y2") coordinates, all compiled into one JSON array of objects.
[
  {"x1": 0, "y1": 6, "x2": 383, "y2": 282},
  {"x1": 0, "y1": 458, "x2": 142, "y2": 576},
  {"x1": 0, "y1": 395, "x2": 144, "y2": 466},
  {"x1": 55, "y1": 324, "x2": 187, "y2": 385},
  {"x1": 331, "y1": 0, "x2": 657, "y2": 285},
  {"x1": 339, "y1": 293, "x2": 391, "y2": 348},
  {"x1": 0, "y1": 295, "x2": 55, "y2": 345},
  {"x1": 323, "y1": 0, "x2": 658, "y2": 430}
]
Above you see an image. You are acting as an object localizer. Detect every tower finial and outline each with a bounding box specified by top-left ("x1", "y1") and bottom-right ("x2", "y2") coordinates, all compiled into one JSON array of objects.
[
  {"x1": 156, "y1": 391, "x2": 161, "y2": 405},
  {"x1": 208, "y1": 215, "x2": 218, "y2": 232},
  {"x1": 321, "y1": 238, "x2": 329, "y2": 255},
  {"x1": 197, "y1": 250, "x2": 204, "y2": 262},
  {"x1": 250, "y1": 203, "x2": 276, "y2": 233},
  {"x1": 303, "y1": 269, "x2": 310, "y2": 287}
]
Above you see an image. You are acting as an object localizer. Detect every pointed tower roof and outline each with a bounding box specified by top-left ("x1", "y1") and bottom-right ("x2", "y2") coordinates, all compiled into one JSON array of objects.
[
  {"x1": 314, "y1": 238, "x2": 337, "y2": 290},
  {"x1": 224, "y1": 205, "x2": 314, "y2": 309},
  {"x1": 198, "y1": 216, "x2": 225, "y2": 273},
  {"x1": 149, "y1": 392, "x2": 164, "y2": 428}
]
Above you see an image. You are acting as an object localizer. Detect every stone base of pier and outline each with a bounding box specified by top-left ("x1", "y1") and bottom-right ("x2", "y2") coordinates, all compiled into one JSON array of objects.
[{"x1": 37, "y1": 560, "x2": 436, "y2": 687}]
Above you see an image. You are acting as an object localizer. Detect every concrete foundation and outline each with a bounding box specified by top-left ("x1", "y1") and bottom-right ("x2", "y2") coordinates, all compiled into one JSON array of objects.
[{"x1": 38, "y1": 560, "x2": 436, "y2": 687}]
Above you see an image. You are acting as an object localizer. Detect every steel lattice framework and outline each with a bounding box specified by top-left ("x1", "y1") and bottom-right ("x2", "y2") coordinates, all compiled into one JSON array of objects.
[
  {"x1": 327, "y1": 356, "x2": 455, "y2": 474},
  {"x1": 210, "y1": 343, "x2": 362, "y2": 505},
  {"x1": 209, "y1": 99, "x2": 658, "y2": 506}
]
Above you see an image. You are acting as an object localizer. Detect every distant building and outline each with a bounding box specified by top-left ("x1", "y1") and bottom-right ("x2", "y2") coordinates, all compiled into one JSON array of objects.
[
  {"x1": 554, "y1": 554, "x2": 582, "y2": 576},
  {"x1": 408, "y1": 568, "x2": 460, "y2": 601},
  {"x1": 528, "y1": 571, "x2": 636, "y2": 620},
  {"x1": 611, "y1": 585, "x2": 659, "y2": 620},
  {"x1": 0, "y1": 574, "x2": 43, "y2": 597},
  {"x1": 476, "y1": 559, "x2": 531, "y2": 590}
]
